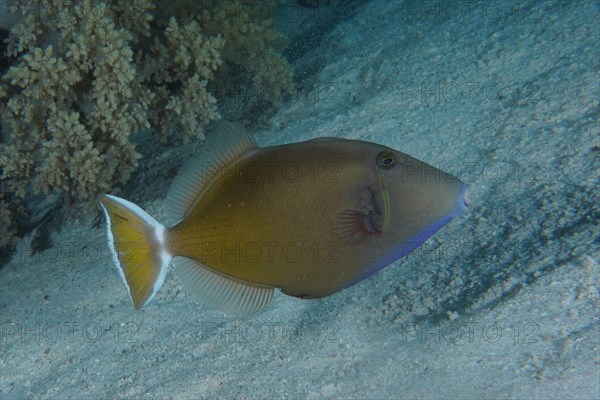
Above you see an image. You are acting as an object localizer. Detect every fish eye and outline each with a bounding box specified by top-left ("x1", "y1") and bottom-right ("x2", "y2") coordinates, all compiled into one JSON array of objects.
[{"x1": 376, "y1": 151, "x2": 397, "y2": 170}]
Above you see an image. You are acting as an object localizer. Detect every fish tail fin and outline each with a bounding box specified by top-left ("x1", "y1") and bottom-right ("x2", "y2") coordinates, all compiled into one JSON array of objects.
[{"x1": 99, "y1": 194, "x2": 172, "y2": 310}]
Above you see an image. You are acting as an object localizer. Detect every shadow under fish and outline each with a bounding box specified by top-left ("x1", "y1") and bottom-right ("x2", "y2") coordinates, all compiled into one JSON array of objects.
[{"x1": 100, "y1": 121, "x2": 470, "y2": 317}]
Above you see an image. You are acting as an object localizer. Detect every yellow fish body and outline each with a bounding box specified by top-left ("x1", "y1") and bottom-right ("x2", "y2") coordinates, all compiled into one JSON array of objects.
[{"x1": 100, "y1": 121, "x2": 469, "y2": 316}]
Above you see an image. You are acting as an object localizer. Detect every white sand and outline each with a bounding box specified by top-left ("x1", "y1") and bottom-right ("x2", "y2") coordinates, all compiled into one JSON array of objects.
[{"x1": 1, "y1": 1, "x2": 598, "y2": 398}]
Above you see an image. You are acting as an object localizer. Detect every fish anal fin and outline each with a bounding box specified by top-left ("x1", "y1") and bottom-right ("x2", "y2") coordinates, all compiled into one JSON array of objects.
[{"x1": 173, "y1": 256, "x2": 274, "y2": 318}]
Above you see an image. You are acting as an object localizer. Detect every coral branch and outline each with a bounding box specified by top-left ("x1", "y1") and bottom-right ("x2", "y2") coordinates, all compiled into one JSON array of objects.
[{"x1": 0, "y1": 0, "x2": 294, "y2": 253}]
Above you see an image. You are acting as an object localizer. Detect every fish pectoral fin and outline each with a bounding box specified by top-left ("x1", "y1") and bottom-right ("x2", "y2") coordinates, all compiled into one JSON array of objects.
[
  {"x1": 173, "y1": 256, "x2": 274, "y2": 318},
  {"x1": 335, "y1": 185, "x2": 389, "y2": 244},
  {"x1": 334, "y1": 209, "x2": 381, "y2": 244}
]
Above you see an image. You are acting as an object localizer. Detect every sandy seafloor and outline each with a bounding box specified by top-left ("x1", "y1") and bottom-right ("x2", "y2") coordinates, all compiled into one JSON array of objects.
[{"x1": 1, "y1": 1, "x2": 599, "y2": 399}]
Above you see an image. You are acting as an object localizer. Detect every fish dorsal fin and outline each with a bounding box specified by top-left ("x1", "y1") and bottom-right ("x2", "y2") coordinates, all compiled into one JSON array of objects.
[
  {"x1": 173, "y1": 257, "x2": 274, "y2": 318},
  {"x1": 304, "y1": 137, "x2": 339, "y2": 143},
  {"x1": 165, "y1": 120, "x2": 257, "y2": 225}
]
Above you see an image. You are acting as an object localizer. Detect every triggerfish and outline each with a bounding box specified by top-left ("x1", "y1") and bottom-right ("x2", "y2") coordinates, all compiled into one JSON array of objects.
[{"x1": 100, "y1": 121, "x2": 469, "y2": 317}]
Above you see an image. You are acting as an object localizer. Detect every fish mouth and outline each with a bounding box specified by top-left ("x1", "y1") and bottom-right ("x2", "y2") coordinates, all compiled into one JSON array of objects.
[
  {"x1": 449, "y1": 182, "x2": 470, "y2": 218},
  {"x1": 463, "y1": 184, "x2": 471, "y2": 207}
]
